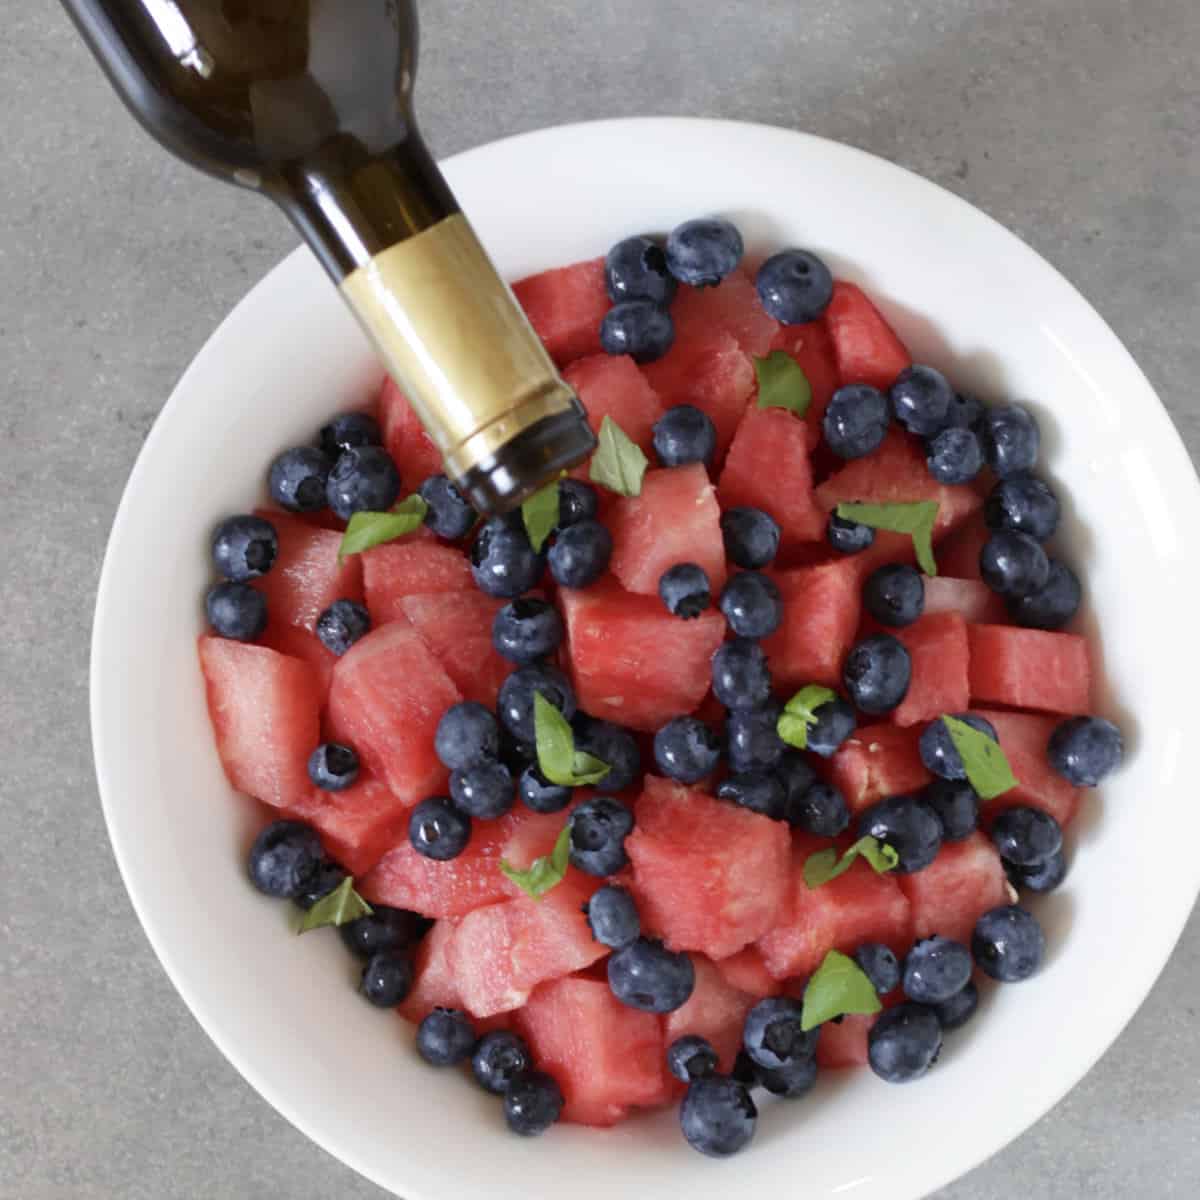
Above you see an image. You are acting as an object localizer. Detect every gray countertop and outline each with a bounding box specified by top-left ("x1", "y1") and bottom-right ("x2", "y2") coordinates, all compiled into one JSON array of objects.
[{"x1": 3, "y1": 2, "x2": 1198, "y2": 1196}]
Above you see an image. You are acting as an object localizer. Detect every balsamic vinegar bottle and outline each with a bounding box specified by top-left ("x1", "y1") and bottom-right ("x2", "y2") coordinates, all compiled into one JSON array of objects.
[{"x1": 61, "y1": 0, "x2": 596, "y2": 513}]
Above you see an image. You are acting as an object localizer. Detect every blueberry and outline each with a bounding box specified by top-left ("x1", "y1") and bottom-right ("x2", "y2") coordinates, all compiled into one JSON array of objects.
[
  {"x1": 416, "y1": 1007, "x2": 476, "y2": 1066},
  {"x1": 982, "y1": 404, "x2": 1040, "y2": 477},
  {"x1": 608, "y1": 937, "x2": 695, "y2": 1012},
  {"x1": 743, "y1": 997, "x2": 818, "y2": 1070},
  {"x1": 756, "y1": 249, "x2": 835, "y2": 324},
  {"x1": 470, "y1": 516, "x2": 545, "y2": 598},
  {"x1": 1049, "y1": 716, "x2": 1123, "y2": 785},
  {"x1": 497, "y1": 727, "x2": 536, "y2": 775},
  {"x1": 990, "y1": 806, "x2": 1063, "y2": 866},
  {"x1": 679, "y1": 1076, "x2": 757, "y2": 1158},
  {"x1": 984, "y1": 475, "x2": 1059, "y2": 542},
  {"x1": 450, "y1": 759, "x2": 515, "y2": 819},
  {"x1": 721, "y1": 507, "x2": 781, "y2": 569},
  {"x1": 556, "y1": 479, "x2": 599, "y2": 529},
  {"x1": 548, "y1": 519, "x2": 612, "y2": 588},
  {"x1": 653, "y1": 404, "x2": 717, "y2": 467},
  {"x1": 902, "y1": 936, "x2": 973, "y2": 1004},
  {"x1": 857, "y1": 795, "x2": 943, "y2": 873},
  {"x1": 315, "y1": 599, "x2": 371, "y2": 656},
  {"x1": 754, "y1": 1055, "x2": 818, "y2": 1099},
  {"x1": 605, "y1": 235, "x2": 678, "y2": 305},
  {"x1": 247, "y1": 820, "x2": 323, "y2": 898},
  {"x1": 269, "y1": 446, "x2": 332, "y2": 513},
  {"x1": 890, "y1": 365, "x2": 954, "y2": 437},
  {"x1": 654, "y1": 716, "x2": 722, "y2": 784},
  {"x1": 931, "y1": 979, "x2": 979, "y2": 1030},
  {"x1": 472, "y1": 1030, "x2": 532, "y2": 1095},
  {"x1": 788, "y1": 781, "x2": 850, "y2": 837},
  {"x1": 360, "y1": 950, "x2": 414, "y2": 1007},
  {"x1": 667, "y1": 1035, "x2": 719, "y2": 1083},
  {"x1": 843, "y1": 633, "x2": 912, "y2": 715},
  {"x1": 718, "y1": 771, "x2": 787, "y2": 820},
  {"x1": 319, "y1": 411, "x2": 382, "y2": 459},
  {"x1": 434, "y1": 702, "x2": 500, "y2": 771},
  {"x1": 325, "y1": 446, "x2": 401, "y2": 520},
  {"x1": 806, "y1": 698, "x2": 858, "y2": 758},
  {"x1": 980, "y1": 531, "x2": 1050, "y2": 598},
  {"x1": 824, "y1": 384, "x2": 891, "y2": 458},
  {"x1": 854, "y1": 943, "x2": 901, "y2": 995},
  {"x1": 600, "y1": 300, "x2": 675, "y2": 364},
  {"x1": 665, "y1": 217, "x2": 744, "y2": 287},
  {"x1": 497, "y1": 664, "x2": 576, "y2": 743},
  {"x1": 339, "y1": 906, "x2": 430, "y2": 960},
  {"x1": 945, "y1": 392, "x2": 985, "y2": 430},
  {"x1": 726, "y1": 703, "x2": 787, "y2": 773},
  {"x1": 712, "y1": 639, "x2": 772, "y2": 710},
  {"x1": 569, "y1": 796, "x2": 634, "y2": 877},
  {"x1": 292, "y1": 860, "x2": 347, "y2": 911},
  {"x1": 730, "y1": 1049, "x2": 759, "y2": 1086},
  {"x1": 492, "y1": 597, "x2": 564, "y2": 665},
  {"x1": 206, "y1": 582, "x2": 267, "y2": 641},
  {"x1": 307, "y1": 742, "x2": 360, "y2": 792},
  {"x1": 211, "y1": 514, "x2": 278, "y2": 582},
  {"x1": 867, "y1": 1003, "x2": 943, "y2": 1083},
  {"x1": 972, "y1": 905, "x2": 1045, "y2": 981},
  {"x1": 918, "y1": 713, "x2": 998, "y2": 781},
  {"x1": 719, "y1": 572, "x2": 783, "y2": 639},
  {"x1": 1005, "y1": 847, "x2": 1068, "y2": 893},
  {"x1": 408, "y1": 798, "x2": 471, "y2": 861},
  {"x1": 574, "y1": 715, "x2": 641, "y2": 793},
  {"x1": 586, "y1": 884, "x2": 641, "y2": 949},
  {"x1": 926, "y1": 427, "x2": 984, "y2": 484},
  {"x1": 827, "y1": 512, "x2": 876, "y2": 556},
  {"x1": 504, "y1": 1071, "x2": 564, "y2": 1136},
  {"x1": 863, "y1": 564, "x2": 925, "y2": 628},
  {"x1": 659, "y1": 563, "x2": 711, "y2": 618},
  {"x1": 922, "y1": 779, "x2": 979, "y2": 842},
  {"x1": 517, "y1": 765, "x2": 572, "y2": 813},
  {"x1": 418, "y1": 474, "x2": 475, "y2": 540},
  {"x1": 1008, "y1": 560, "x2": 1082, "y2": 630},
  {"x1": 775, "y1": 750, "x2": 817, "y2": 810}
]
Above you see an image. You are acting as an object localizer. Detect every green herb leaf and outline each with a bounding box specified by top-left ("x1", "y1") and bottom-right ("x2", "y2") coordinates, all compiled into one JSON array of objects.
[
  {"x1": 522, "y1": 480, "x2": 560, "y2": 553},
  {"x1": 297, "y1": 876, "x2": 373, "y2": 934},
  {"x1": 801, "y1": 949, "x2": 883, "y2": 1031},
  {"x1": 835, "y1": 500, "x2": 939, "y2": 576},
  {"x1": 534, "y1": 692, "x2": 611, "y2": 787},
  {"x1": 942, "y1": 714, "x2": 1019, "y2": 800},
  {"x1": 589, "y1": 416, "x2": 648, "y2": 498},
  {"x1": 339, "y1": 495, "x2": 429, "y2": 560},
  {"x1": 803, "y1": 836, "x2": 900, "y2": 889},
  {"x1": 776, "y1": 684, "x2": 839, "y2": 750},
  {"x1": 754, "y1": 351, "x2": 813, "y2": 417},
  {"x1": 500, "y1": 821, "x2": 573, "y2": 900}
]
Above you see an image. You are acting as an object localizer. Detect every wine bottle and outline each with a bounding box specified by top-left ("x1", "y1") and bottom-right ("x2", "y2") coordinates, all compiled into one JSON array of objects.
[{"x1": 61, "y1": 0, "x2": 596, "y2": 513}]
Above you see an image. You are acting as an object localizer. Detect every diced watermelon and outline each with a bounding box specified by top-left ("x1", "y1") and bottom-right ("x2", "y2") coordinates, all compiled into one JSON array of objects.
[
  {"x1": 198, "y1": 636, "x2": 321, "y2": 809},
  {"x1": 713, "y1": 946, "x2": 784, "y2": 997},
  {"x1": 891, "y1": 612, "x2": 970, "y2": 727},
  {"x1": 560, "y1": 579, "x2": 725, "y2": 731},
  {"x1": 378, "y1": 378, "x2": 443, "y2": 485},
  {"x1": 608, "y1": 464, "x2": 727, "y2": 597},
  {"x1": 258, "y1": 622, "x2": 336, "y2": 699},
  {"x1": 285, "y1": 776, "x2": 411, "y2": 877},
  {"x1": 512, "y1": 257, "x2": 608, "y2": 366},
  {"x1": 770, "y1": 319, "x2": 839, "y2": 448},
  {"x1": 516, "y1": 977, "x2": 670, "y2": 1126},
  {"x1": 664, "y1": 955, "x2": 758, "y2": 1074},
  {"x1": 327, "y1": 621, "x2": 459, "y2": 805},
  {"x1": 399, "y1": 591, "x2": 509, "y2": 708},
  {"x1": 361, "y1": 539, "x2": 474, "y2": 625},
  {"x1": 897, "y1": 832, "x2": 1010, "y2": 945},
  {"x1": 923, "y1": 576, "x2": 1007, "y2": 625},
  {"x1": 977, "y1": 709, "x2": 1082, "y2": 826},
  {"x1": 828, "y1": 723, "x2": 931, "y2": 813},
  {"x1": 936, "y1": 513, "x2": 990, "y2": 580},
  {"x1": 824, "y1": 281, "x2": 911, "y2": 390},
  {"x1": 563, "y1": 353, "x2": 665, "y2": 455},
  {"x1": 718, "y1": 406, "x2": 825, "y2": 550},
  {"x1": 627, "y1": 776, "x2": 791, "y2": 959},
  {"x1": 815, "y1": 1013, "x2": 873, "y2": 1068},
  {"x1": 967, "y1": 625, "x2": 1091, "y2": 715},
  {"x1": 762, "y1": 558, "x2": 862, "y2": 688},
  {"x1": 397, "y1": 918, "x2": 460, "y2": 1022},
  {"x1": 670, "y1": 269, "x2": 779, "y2": 358},
  {"x1": 251, "y1": 509, "x2": 363, "y2": 632}
]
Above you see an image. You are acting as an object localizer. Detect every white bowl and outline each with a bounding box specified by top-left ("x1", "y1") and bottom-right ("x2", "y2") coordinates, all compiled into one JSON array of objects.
[{"x1": 91, "y1": 118, "x2": 1200, "y2": 1200}]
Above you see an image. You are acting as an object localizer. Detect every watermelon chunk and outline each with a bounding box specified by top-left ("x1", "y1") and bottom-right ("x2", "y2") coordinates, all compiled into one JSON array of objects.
[
  {"x1": 361, "y1": 538, "x2": 474, "y2": 625},
  {"x1": 828, "y1": 724, "x2": 932, "y2": 813},
  {"x1": 897, "y1": 832, "x2": 1010, "y2": 945},
  {"x1": 936, "y1": 513, "x2": 990, "y2": 580},
  {"x1": 563, "y1": 353, "x2": 665, "y2": 455},
  {"x1": 397, "y1": 918, "x2": 460, "y2": 1022},
  {"x1": 762, "y1": 558, "x2": 861, "y2": 688},
  {"x1": 891, "y1": 612, "x2": 970, "y2": 727},
  {"x1": 770, "y1": 319, "x2": 839, "y2": 448},
  {"x1": 512, "y1": 257, "x2": 608, "y2": 366},
  {"x1": 516, "y1": 977, "x2": 670, "y2": 1126},
  {"x1": 258, "y1": 622, "x2": 336, "y2": 699},
  {"x1": 816, "y1": 1013, "x2": 873, "y2": 1068},
  {"x1": 285, "y1": 775, "x2": 412, "y2": 877},
  {"x1": 560, "y1": 579, "x2": 725, "y2": 731},
  {"x1": 626, "y1": 776, "x2": 791, "y2": 959},
  {"x1": 399, "y1": 591, "x2": 509, "y2": 708},
  {"x1": 670, "y1": 269, "x2": 779, "y2": 358},
  {"x1": 967, "y1": 625, "x2": 1091, "y2": 715},
  {"x1": 664, "y1": 955, "x2": 758, "y2": 1074},
  {"x1": 378, "y1": 377, "x2": 443, "y2": 486},
  {"x1": 198, "y1": 636, "x2": 321, "y2": 809},
  {"x1": 977, "y1": 709, "x2": 1082, "y2": 826},
  {"x1": 713, "y1": 946, "x2": 784, "y2": 998},
  {"x1": 923, "y1": 576, "x2": 1007, "y2": 625},
  {"x1": 824, "y1": 281, "x2": 911, "y2": 390},
  {"x1": 327, "y1": 620, "x2": 459, "y2": 805},
  {"x1": 718, "y1": 406, "x2": 825, "y2": 550}
]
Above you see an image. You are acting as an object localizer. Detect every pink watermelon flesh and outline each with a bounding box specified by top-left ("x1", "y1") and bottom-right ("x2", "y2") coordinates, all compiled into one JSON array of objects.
[
  {"x1": 978, "y1": 708, "x2": 1082, "y2": 826},
  {"x1": 398, "y1": 919, "x2": 460, "y2": 1021},
  {"x1": 936, "y1": 513, "x2": 990, "y2": 580},
  {"x1": 326, "y1": 620, "x2": 459, "y2": 805},
  {"x1": 399, "y1": 591, "x2": 509, "y2": 708},
  {"x1": 198, "y1": 636, "x2": 321, "y2": 809},
  {"x1": 816, "y1": 1012, "x2": 874, "y2": 1068},
  {"x1": 626, "y1": 776, "x2": 791, "y2": 959},
  {"x1": 713, "y1": 946, "x2": 783, "y2": 998},
  {"x1": 361, "y1": 538, "x2": 474, "y2": 625},
  {"x1": 258, "y1": 622, "x2": 336, "y2": 701},
  {"x1": 828, "y1": 723, "x2": 932, "y2": 813},
  {"x1": 923, "y1": 576, "x2": 1007, "y2": 625},
  {"x1": 378, "y1": 377, "x2": 443, "y2": 485},
  {"x1": 670, "y1": 269, "x2": 779, "y2": 358},
  {"x1": 824, "y1": 281, "x2": 912, "y2": 390},
  {"x1": 563, "y1": 353, "x2": 665, "y2": 455},
  {"x1": 967, "y1": 624, "x2": 1092, "y2": 715},
  {"x1": 898, "y1": 832, "x2": 1010, "y2": 945},
  {"x1": 770, "y1": 318, "x2": 839, "y2": 449},
  {"x1": 512, "y1": 257, "x2": 608, "y2": 367},
  {"x1": 665, "y1": 955, "x2": 758, "y2": 1075},
  {"x1": 762, "y1": 558, "x2": 862, "y2": 689},
  {"x1": 284, "y1": 776, "x2": 412, "y2": 877},
  {"x1": 891, "y1": 611, "x2": 971, "y2": 727}
]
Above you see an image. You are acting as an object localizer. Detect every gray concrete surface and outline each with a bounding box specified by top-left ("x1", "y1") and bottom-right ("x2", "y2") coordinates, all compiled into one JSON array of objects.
[{"x1": 2, "y1": 1, "x2": 1197, "y2": 1196}]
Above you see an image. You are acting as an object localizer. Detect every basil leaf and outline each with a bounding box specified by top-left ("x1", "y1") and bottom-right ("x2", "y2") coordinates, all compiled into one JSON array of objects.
[
  {"x1": 835, "y1": 500, "x2": 939, "y2": 576},
  {"x1": 339, "y1": 495, "x2": 429, "y2": 560},
  {"x1": 297, "y1": 876, "x2": 373, "y2": 934},
  {"x1": 500, "y1": 822, "x2": 573, "y2": 900},
  {"x1": 804, "y1": 836, "x2": 900, "y2": 889},
  {"x1": 942, "y1": 714, "x2": 1018, "y2": 800},
  {"x1": 534, "y1": 692, "x2": 611, "y2": 787},
  {"x1": 776, "y1": 684, "x2": 839, "y2": 750},
  {"x1": 801, "y1": 949, "x2": 883, "y2": 1031},
  {"x1": 754, "y1": 351, "x2": 812, "y2": 417},
  {"x1": 589, "y1": 416, "x2": 648, "y2": 498},
  {"x1": 522, "y1": 480, "x2": 560, "y2": 553}
]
